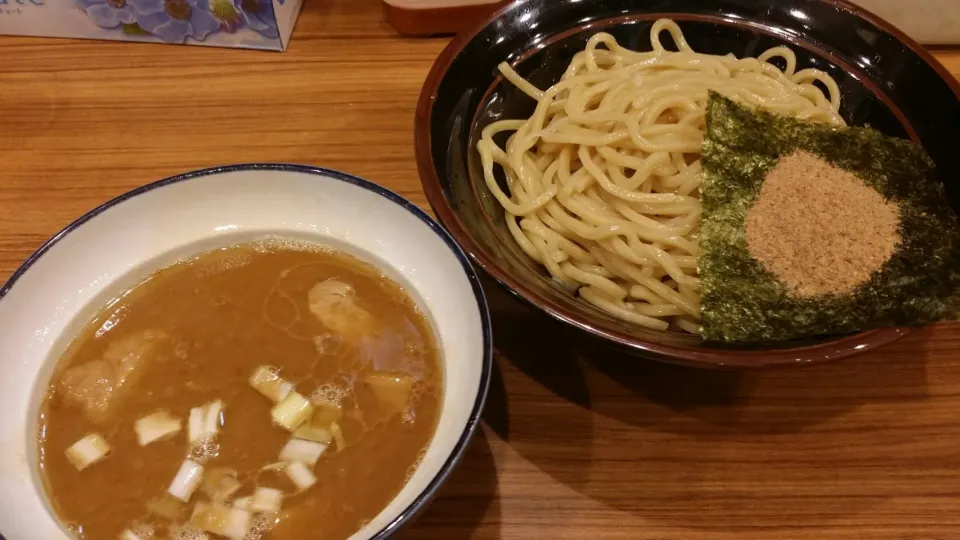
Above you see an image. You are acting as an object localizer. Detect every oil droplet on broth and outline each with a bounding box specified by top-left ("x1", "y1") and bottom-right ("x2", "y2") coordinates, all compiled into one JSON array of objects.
[
  {"x1": 194, "y1": 249, "x2": 253, "y2": 278},
  {"x1": 188, "y1": 438, "x2": 220, "y2": 465},
  {"x1": 173, "y1": 339, "x2": 189, "y2": 360},
  {"x1": 129, "y1": 523, "x2": 155, "y2": 538},
  {"x1": 311, "y1": 382, "x2": 349, "y2": 408},
  {"x1": 313, "y1": 334, "x2": 344, "y2": 358},
  {"x1": 170, "y1": 524, "x2": 208, "y2": 540},
  {"x1": 244, "y1": 512, "x2": 277, "y2": 540},
  {"x1": 67, "y1": 522, "x2": 86, "y2": 539}
]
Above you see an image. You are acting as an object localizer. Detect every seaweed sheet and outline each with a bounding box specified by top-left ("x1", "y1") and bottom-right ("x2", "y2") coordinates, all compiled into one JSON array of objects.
[{"x1": 700, "y1": 92, "x2": 960, "y2": 343}]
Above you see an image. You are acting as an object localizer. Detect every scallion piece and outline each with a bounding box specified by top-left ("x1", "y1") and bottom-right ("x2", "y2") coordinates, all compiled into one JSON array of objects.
[
  {"x1": 134, "y1": 410, "x2": 182, "y2": 447},
  {"x1": 202, "y1": 400, "x2": 223, "y2": 439},
  {"x1": 251, "y1": 487, "x2": 283, "y2": 514},
  {"x1": 189, "y1": 501, "x2": 210, "y2": 526},
  {"x1": 195, "y1": 502, "x2": 252, "y2": 540},
  {"x1": 270, "y1": 391, "x2": 314, "y2": 432},
  {"x1": 279, "y1": 437, "x2": 327, "y2": 466},
  {"x1": 293, "y1": 423, "x2": 332, "y2": 444},
  {"x1": 259, "y1": 461, "x2": 288, "y2": 472},
  {"x1": 65, "y1": 433, "x2": 111, "y2": 471},
  {"x1": 200, "y1": 467, "x2": 241, "y2": 503},
  {"x1": 188, "y1": 406, "x2": 204, "y2": 444},
  {"x1": 146, "y1": 494, "x2": 184, "y2": 520},
  {"x1": 189, "y1": 400, "x2": 224, "y2": 445},
  {"x1": 168, "y1": 459, "x2": 204, "y2": 502},
  {"x1": 249, "y1": 365, "x2": 294, "y2": 403},
  {"x1": 330, "y1": 422, "x2": 347, "y2": 452},
  {"x1": 284, "y1": 461, "x2": 317, "y2": 491},
  {"x1": 308, "y1": 391, "x2": 344, "y2": 429}
]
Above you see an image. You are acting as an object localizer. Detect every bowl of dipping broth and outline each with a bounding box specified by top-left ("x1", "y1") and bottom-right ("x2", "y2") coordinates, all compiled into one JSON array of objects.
[
  {"x1": 0, "y1": 164, "x2": 492, "y2": 540},
  {"x1": 415, "y1": 0, "x2": 960, "y2": 369}
]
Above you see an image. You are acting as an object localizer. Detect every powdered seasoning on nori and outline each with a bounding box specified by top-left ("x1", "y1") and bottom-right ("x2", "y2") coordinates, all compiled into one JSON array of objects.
[{"x1": 700, "y1": 92, "x2": 960, "y2": 343}]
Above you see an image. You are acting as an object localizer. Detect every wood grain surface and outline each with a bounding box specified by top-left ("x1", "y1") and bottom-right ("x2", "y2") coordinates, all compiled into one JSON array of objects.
[{"x1": 2, "y1": 1, "x2": 960, "y2": 538}]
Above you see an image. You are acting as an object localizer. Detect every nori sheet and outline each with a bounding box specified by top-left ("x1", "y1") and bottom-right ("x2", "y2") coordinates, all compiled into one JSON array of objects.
[{"x1": 699, "y1": 92, "x2": 960, "y2": 343}]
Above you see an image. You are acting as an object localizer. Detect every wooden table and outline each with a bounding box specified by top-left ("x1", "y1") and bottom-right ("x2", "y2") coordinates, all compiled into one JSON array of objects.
[{"x1": 2, "y1": 1, "x2": 960, "y2": 539}]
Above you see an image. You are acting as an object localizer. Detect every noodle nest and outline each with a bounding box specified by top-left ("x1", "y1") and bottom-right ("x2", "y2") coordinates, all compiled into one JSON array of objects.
[{"x1": 477, "y1": 18, "x2": 844, "y2": 333}]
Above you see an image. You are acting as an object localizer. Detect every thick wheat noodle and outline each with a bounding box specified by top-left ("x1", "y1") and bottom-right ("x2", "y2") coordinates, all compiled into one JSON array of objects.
[{"x1": 478, "y1": 18, "x2": 844, "y2": 332}]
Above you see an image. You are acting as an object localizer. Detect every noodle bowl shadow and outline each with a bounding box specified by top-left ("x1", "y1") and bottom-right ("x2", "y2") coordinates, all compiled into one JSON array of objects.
[{"x1": 415, "y1": 0, "x2": 960, "y2": 369}]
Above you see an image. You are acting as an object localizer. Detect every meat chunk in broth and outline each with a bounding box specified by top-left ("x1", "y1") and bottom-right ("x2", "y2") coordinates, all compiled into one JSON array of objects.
[
  {"x1": 360, "y1": 331, "x2": 409, "y2": 373},
  {"x1": 307, "y1": 279, "x2": 376, "y2": 344},
  {"x1": 310, "y1": 281, "x2": 421, "y2": 412},
  {"x1": 58, "y1": 329, "x2": 166, "y2": 424}
]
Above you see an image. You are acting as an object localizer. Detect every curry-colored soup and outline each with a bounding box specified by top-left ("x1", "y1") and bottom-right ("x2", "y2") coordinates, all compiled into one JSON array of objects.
[{"x1": 37, "y1": 239, "x2": 442, "y2": 540}]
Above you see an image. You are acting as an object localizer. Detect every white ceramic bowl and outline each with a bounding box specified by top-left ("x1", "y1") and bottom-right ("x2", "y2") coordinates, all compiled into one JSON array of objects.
[{"x1": 0, "y1": 164, "x2": 493, "y2": 540}]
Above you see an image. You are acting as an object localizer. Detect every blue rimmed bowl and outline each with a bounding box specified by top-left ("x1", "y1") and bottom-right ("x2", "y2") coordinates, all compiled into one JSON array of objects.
[{"x1": 0, "y1": 164, "x2": 492, "y2": 540}]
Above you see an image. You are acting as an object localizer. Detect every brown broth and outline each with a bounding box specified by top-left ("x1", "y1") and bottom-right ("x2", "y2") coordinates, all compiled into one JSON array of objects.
[{"x1": 37, "y1": 239, "x2": 443, "y2": 540}]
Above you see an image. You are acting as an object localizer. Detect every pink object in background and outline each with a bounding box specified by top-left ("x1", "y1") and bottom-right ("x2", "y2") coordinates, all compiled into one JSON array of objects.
[
  {"x1": 382, "y1": 0, "x2": 960, "y2": 44},
  {"x1": 383, "y1": 0, "x2": 506, "y2": 36}
]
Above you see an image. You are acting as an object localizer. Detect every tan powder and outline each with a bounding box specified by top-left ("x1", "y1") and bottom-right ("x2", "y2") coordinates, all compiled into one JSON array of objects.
[{"x1": 744, "y1": 150, "x2": 901, "y2": 298}]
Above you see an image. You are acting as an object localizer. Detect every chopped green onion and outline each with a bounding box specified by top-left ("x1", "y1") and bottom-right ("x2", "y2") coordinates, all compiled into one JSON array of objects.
[
  {"x1": 308, "y1": 391, "x2": 344, "y2": 429},
  {"x1": 284, "y1": 461, "x2": 317, "y2": 491},
  {"x1": 271, "y1": 391, "x2": 314, "y2": 432},
  {"x1": 232, "y1": 496, "x2": 252, "y2": 511},
  {"x1": 189, "y1": 400, "x2": 223, "y2": 445},
  {"x1": 259, "y1": 461, "x2": 288, "y2": 472},
  {"x1": 188, "y1": 407, "x2": 204, "y2": 444},
  {"x1": 134, "y1": 411, "x2": 182, "y2": 447},
  {"x1": 249, "y1": 365, "x2": 294, "y2": 403},
  {"x1": 194, "y1": 502, "x2": 252, "y2": 540},
  {"x1": 279, "y1": 437, "x2": 327, "y2": 466},
  {"x1": 189, "y1": 501, "x2": 210, "y2": 525},
  {"x1": 146, "y1": 494, "x2": 184, "y2": 520},
  {"x1": 65, "y1": 433, "x2": 111, "y2": 471},
  {"x1": 202, "y1": 400, "x2": 223, "y2": 439},
  {"x1": 330, "y1": 422, "x2": 347, "y2": 452},
  {"x1": 293, "y1": 423, "x2": 332, "y2": 444},
  {"x1": 168, "y1": 459, "x2": 204, "y2": 502},
  {"x1": 200, "y1": 467, "x2": 241, "y2": 503},
  {"x1": 251, "y1": 487, "x2": 283, "y2": 514}
]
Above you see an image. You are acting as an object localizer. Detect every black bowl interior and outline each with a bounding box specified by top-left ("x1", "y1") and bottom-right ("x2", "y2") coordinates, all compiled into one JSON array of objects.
[{"x1": 427, "y1": 0, "x2": 960, "y2": 354}]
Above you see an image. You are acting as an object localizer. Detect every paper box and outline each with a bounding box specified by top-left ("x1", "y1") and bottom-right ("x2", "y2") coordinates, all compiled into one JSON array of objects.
[{"x1": 0, "y1": 0, "x2": 303, "y2": 51}]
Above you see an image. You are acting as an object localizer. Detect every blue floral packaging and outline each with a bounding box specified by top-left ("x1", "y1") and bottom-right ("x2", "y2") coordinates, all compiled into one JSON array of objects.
[{"x1": 0, "y1": 0, "x2": 303, "y2": 51}]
